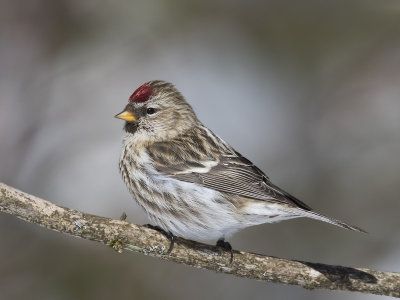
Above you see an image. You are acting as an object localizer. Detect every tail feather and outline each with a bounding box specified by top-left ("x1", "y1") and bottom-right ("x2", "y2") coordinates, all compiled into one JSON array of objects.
[{"x1": 291, "y1": 209, "x2": 367, "y2": 233}]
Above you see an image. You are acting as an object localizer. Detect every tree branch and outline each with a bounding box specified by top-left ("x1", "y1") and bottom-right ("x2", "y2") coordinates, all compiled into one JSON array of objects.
[{"x1": 0, "y1": 182, "x2": 399, "y2": 297}]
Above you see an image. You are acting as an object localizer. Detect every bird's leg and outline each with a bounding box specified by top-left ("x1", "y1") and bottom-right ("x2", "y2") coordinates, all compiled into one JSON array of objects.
[
  {"x1": 216, "y1": 238, "x2": 234, "y2": 264},
  {"x1": 119, "y1": 212, "x2": 127, "y2": 221},
  {"x1": 143, "y1": 224, "x2": 174, "y2": 254}
]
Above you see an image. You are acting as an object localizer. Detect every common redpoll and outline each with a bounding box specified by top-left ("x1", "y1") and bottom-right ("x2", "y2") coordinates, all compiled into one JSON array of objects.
[{"x1": 115, "y1": 80, "x2": 364, "y2": 259}]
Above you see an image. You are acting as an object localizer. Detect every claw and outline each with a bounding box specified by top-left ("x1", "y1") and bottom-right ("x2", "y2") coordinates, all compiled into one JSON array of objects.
[
  {"x1": 119, "y1": 212, "x2": 127, "y2": 221},
  {"x1": 143, "y1": 224, "x2": 174, "y2": 254},
  {"x1": 216, "y1": 238, "x2": 234, "y2": 264}
]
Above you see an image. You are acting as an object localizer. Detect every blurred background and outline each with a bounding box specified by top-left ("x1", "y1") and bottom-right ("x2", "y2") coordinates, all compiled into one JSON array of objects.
[{"x1": 1, "y1": 0, "x2": 400, "y2": 299}]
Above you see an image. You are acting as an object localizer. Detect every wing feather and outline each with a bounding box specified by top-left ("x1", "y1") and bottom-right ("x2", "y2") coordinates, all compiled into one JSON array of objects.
[{"x1": 148, "y1": 137, "x2": 311, "y2": 210}]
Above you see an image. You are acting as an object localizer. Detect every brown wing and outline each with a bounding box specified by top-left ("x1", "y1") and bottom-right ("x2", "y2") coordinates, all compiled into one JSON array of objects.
[{"x1": 149, "y1": 139, "x2": 311, "y2": 210}]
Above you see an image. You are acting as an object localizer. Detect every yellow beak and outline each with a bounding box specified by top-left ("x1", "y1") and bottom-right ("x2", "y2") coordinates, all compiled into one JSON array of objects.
[{"x1": 115, "y1": 110, "x2": 136, "y2": 122}]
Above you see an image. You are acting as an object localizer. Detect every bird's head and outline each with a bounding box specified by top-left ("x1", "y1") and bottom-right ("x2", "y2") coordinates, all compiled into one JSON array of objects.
[{"x1": 115, "y1": 81, "x2": 198, "y2": 142}]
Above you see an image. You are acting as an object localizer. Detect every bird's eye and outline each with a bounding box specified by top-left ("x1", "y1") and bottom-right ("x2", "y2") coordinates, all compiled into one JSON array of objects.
[{"x1": 146, "y1": 108, "x2": 156, "y2": 115}]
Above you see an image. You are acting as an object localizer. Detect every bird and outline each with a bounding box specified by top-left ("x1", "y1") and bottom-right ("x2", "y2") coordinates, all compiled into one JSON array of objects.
[{"x1": 115, "y1": 80, "x2": 365, "y2": 261}]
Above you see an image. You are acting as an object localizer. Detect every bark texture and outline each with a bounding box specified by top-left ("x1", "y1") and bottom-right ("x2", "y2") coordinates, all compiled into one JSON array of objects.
[{"x1": 1, "y1": 182, "x2": 399, "y2": 297}]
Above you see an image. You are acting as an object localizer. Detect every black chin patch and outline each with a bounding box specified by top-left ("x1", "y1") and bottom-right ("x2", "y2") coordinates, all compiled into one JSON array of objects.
[{"x1": 124, "y1": 122, "x2": 138, "y2": 134}]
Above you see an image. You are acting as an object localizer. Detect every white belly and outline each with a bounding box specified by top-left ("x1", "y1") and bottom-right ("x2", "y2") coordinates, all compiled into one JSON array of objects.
[{"x1": 120, "y1": 139, "x2": 243, "y2": 241}]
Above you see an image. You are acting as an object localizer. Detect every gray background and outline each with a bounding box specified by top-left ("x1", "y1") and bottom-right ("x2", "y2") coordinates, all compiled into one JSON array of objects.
[{"x1": 1, "y1": 0, "x2": 400, "y2": 299}]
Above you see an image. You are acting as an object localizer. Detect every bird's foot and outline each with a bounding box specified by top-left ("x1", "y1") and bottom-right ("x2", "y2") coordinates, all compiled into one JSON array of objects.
[
  {"x1": 143, "y1": 224, "x2": 174, "y2": 254},
  {"x1": 119, "y1": 212, "x2": 127, "y2": 221},
  {"x1": 216, "y1": 238, "x2": 234, "y2": 264}
]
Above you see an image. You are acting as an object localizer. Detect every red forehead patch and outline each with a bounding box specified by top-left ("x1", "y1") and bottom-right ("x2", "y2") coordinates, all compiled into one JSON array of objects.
[{"x1": 129, "y1": 83, "x2": 153, "y2": 103}]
